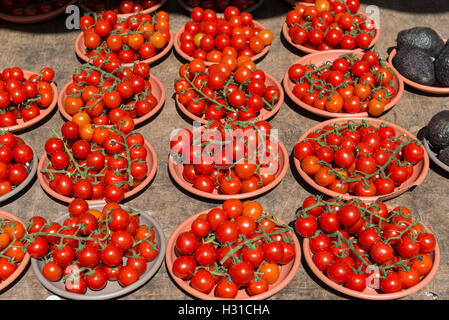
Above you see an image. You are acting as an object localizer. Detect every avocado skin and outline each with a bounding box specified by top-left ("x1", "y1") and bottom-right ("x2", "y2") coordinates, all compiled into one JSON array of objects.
[
  {"x1": 427, "y1": 110, "x2": 449, "y2": 151},
  {"x1": 437, "y1": 146, "x2": 449, "y2": 166},
  {"x1": 393, "y1": 47, "x2": 436, "y2": 85},
  {"x1": 397, "y1": 27, "x2": 444, "y2": 58},
  {"x1": 435, "y1": 42, "x2": 449, "y2": 86}
]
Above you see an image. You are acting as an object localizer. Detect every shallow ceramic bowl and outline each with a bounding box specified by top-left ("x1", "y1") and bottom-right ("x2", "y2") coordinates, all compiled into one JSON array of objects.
[
  {"x1": 388, "y1": 41, "x2": 449, "y2": 95},
  {"x1": 80, "y1": 0, "x2": 167, "y2": 19},
  {"x1": 166, "y1": 209, "x2": 301, "y2": 300},
  {"x1": 37, "y1": 139, "x2": 158, "y2": 204},
  {"x1": 0, "y1": 210, "x2": 31, "y2": 292},
  {"x1": 422, "y1": 137, "x2": 449, "y2": 173},
  {"x1": 75, "y1": 30, "x2": 173, "y2": 67},
  {"x1": 58, "y1": 74, "x2": 166, "y2": 126},
  {"x1": 176, "y1": 71, "x2": 284, "y2": 124},
  {"x1": 293, "y1": 117, "x2": 430, "y2": 202},
  {"x1": 177, "y1": 0, "x2": 265, "y2": 13},
  {"x1": 283, "y1": 50, "x2": 404, "y2": 118},
  {"x1": 168, "y1": 136, "x2": 289, "y2": 200},
  {"x1": 31, "y1": 203, "x2": 166, "y2": 300},
  {"x1": 0, "y1": 143, "x2": 38, "y2": 204},
  {"x1": 174, "y1": 20, "x2": 270, "y2": 66},
  {"x1": 282, "y1": 4, "x2": 380, "y2": 54},
  {"x1": 303, "y1": 205, "x2": 440, "y2": 300},
  {"x1": 0, "y1": 0, "x2": 77, "y2": 23},
  {"x1": 4, "y1": 70, "x2": 58, "y2": 132}
]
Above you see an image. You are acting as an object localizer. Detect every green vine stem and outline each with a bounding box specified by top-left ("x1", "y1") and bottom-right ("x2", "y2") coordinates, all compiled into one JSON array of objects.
[
  {"x1": 296, "y1": 197, "x2": 430, "y2": 277},
  {"x1": 302, "y1": 119, "x2": 420, "y2": 188},
  {"x1": 218, "y1": 212, "x2": 294, "y2": 265},
  {"x1": 40, "y1": 124, "x2": 146, "y2": 190}
]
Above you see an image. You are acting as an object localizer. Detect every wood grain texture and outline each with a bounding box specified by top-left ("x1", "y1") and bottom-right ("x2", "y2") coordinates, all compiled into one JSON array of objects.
[{"x1": 0, "y1": 0, "x2": 447, "y2": 300}]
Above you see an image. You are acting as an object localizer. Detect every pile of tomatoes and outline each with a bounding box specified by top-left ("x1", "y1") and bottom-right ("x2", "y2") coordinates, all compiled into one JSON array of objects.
[
  {"x1": 288, "y1": 51, "x2": 397, "y2": 116},
  {"x1": 170, "y1": 120, "x2": 280, "y2": 195},
  {"x1": 286, "y1": 0, "x2": 376, "y2": 51},
  {"x1": 0, "y1": 66, "x2": 55, "y2": 128},
  {"x1": 41, "y1": 120, "x2": 149, "y2": 203},
  {"x1": 175, "y1": 58, "x2": 280, "y2": 122},
  {"x1": 65, "y1": 61, "x2": 158, "y2": 126},
  {"x1": 294, "y1": 119, "x2": 424, "y2": 197},
  {"x1": 0, "y1": 218, "x2": 26, "y2": 283},
  {"x1": 295, "y1": 197, "x2": 437, "y2": 293},
  {"x1": 178, "y1": 6, "x2": 273, "y2": 64},
  {"x1": 0, "y1": 0, "x2": 70, "y2": 16},
  {"x1": 172, "y1": 200, "x2": 296, "y2": 298},
  {"x1": 182, "y1": 0, "x2": 261, "y2": 11},
  {"x1": 0, "y1": 131, "x2": 35, "y2": 197},
  {"x1": 26, "y1": 202, "x2": 159, "y2": 293},
  {"x1": 82, "y1": 0, "x2": 163, "y2": 15},
  {"x1": 80, "y1": 10, "x2": 170, "y2": 65}
]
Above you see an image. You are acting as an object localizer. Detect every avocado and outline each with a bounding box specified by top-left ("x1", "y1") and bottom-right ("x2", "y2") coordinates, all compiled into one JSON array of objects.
[
  {"x1": 397, "y1": 27, "x2": 444, "y2": 58},
  {"x1": 437, "y1": 146, "x2": 449, "y2": 166},
  {"x1": 434, "y1": 41, "x2": 449, "y2": 86},
  {"x1": 427, "y1": 110, "x2": 449, "y2": 151},
  {"x1": 393, "y1": 47, "x2": 436, "y2": 85}
]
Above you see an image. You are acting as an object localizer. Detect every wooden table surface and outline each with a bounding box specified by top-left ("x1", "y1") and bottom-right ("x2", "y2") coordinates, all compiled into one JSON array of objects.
[{"x1": 0, "y1": 0, "x2": 447, "y2": 300}]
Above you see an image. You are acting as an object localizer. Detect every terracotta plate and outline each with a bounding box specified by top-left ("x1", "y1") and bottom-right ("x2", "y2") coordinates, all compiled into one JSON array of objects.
[
  {"x1": 58, "y1": 74, "x2": 166, "y2": 126},
  {"x1": 37, "y1": 139, "x2": 158, "y2": 204},
  {"x1": 283, "y1": 50, "x2": 404, "y2": 118},
  {"x1": 303, "y1": 205, "x2": 440, "y2": 300},
  {"x1": 166, "y1": 209, "x2": 300, "y2": 300},
  {"x1": 293, "y1": 117, "x2": 430, "y2": 202}
]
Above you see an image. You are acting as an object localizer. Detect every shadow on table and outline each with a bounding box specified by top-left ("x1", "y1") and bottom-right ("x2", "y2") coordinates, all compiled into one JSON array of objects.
[
  {"x1": 361, "y1": 0, "x2": 449, "y2": 13},
  {"x1": 0, "y1": 15, "x2": 77, "y2": 34}
]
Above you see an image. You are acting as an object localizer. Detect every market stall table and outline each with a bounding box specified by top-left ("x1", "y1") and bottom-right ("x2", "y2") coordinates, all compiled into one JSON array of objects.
[{"x1": 0, "y1": 0, "x2": 447, "y2": 300}]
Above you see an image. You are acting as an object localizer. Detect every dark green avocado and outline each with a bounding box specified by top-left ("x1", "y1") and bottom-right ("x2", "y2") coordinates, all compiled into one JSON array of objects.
[
  {"x1": 393, "y1": 47, "x2": 436, "y2": 85},
  {"x1": 435, "y1": 41, "x2": 449, "y2": 86},
  {"x1": 397, "y1": 27, "x2": 444, "y2": 58},
  {"x1": 427, "y1": 110, "x2": 449, "y2": 151},
  {"x1": 437, "y1": 146, "x2": 449, "y2": 166}
]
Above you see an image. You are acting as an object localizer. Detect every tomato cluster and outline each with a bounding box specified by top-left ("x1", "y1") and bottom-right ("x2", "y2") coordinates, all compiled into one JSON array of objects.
[
  {"x1": 288, "y1": 52, "x2": 396, "y2": 116},
  {"x1": 0, "y1": 131, "x2": 34, "y2": 197},
  {"x1": 66, "y1": 60, "x2": 158, "y2": 126},
  {"x1": 0, "y1": 0, "x2": 70, "y2": 16},
  {"x1": 182, "y1": 0, "x2": 260, "y2": 11},
  {"x1": 175, "y1": 59, "x2": 280, "y2": 122},
  {"x1": 0, "y1": 66, "x2": 55, "y2": 128},
  {"x1": 0, "y1": 218, "x2": 26, "y2": 283},
  {"x1": 286, "y1": 0, "x2": 376, "y2": 51},
  {"x1": 170, "y1": 120, "x2": 280, "y2": 195},
  {"x1": 179, "y1": 6, "x2": 273, "y2": 64},
  {"x1": 41, "y1": 120, "x2": 149, "y2": 203},
  {"x1": 26, "y1": 202, "x2": 159, "y2": 293},
  {"x1": 295, "y1": 197, "x2": 436, "y2": 293},
  {"x1": 172, "y1": 200, "x2": 296, "y2": 298},
  {"x1": 82, "y1": 0, "x2": 162, "y2": 15},
  {"x1": 80, "y1": 11, "x2": 170, "y2": 65},
  {"x1": 294, "y1": 120, "x2": 424, "y2": 197}
]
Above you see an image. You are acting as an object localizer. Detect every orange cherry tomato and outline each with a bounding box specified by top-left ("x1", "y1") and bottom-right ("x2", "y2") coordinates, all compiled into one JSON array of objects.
[
  {"x1": 242, "y1": 201, "x2": 263, "y2": 221},
  {"x1": 301, "y1": 155, "x2": 321, "y2": 175},
  {"x1": 260, "y1": 263, "x2": 280, "y2": 284},
  {"x1": 79, "y1": 123, "x2": 95, "y2": 141},
  {"x1": 72, "y1": 112, "x2": 91, "y2": 128}
]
